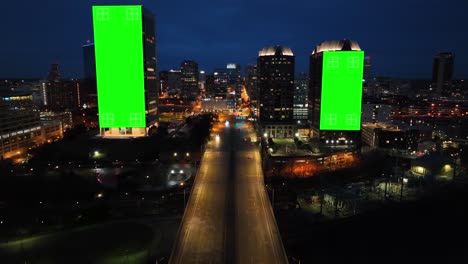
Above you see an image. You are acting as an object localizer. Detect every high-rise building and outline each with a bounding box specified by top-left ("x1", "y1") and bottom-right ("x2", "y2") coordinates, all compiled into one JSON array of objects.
[
  {"x1": 364, "y1": 55, "x2": 371, "y2": 81},
  {"x1": 159, "y1": 70, "x2": 169, "y2": 95},
  {"x1": 180, "y1": 60, "x2": 199, "y2": 99},
  {"x1": 205, "y1": 74, "x2": 215, "y2": 97},
  {"x1": 167, "y1": 69, "x2": 182, "y2": 95},
  {"x1": 82, "y1": 42, "x2": 97, "y2": 108},
  {"x1": 245, "y1": 64, "x2": 258, "y2": 112},
  {"x1": 309, "y1": 39, "x2": 364, "y2": 147},
  {"x1": 294, "y1": 72, "x2": 308, "y2": 122},
  {"x1": 432, "y1": 52, "x2": 454, "y2": 96},
  {"x1": 199, "y1": 71, "x2": 206, "y2": 97},
  {"x1": 92, "y1": 5, "x2": 158, "y2": 138},
  {"x1": 48, "y1": 63, "x2": 60, "y2": 83},
  {"x1": 257, "y1": 45, "x2": 295, "y2": 138}
]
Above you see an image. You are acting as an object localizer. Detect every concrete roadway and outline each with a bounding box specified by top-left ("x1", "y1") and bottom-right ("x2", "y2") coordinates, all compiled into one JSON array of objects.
[{"x1": 169, "y1": 118, "x2": 288, "y2": 264}]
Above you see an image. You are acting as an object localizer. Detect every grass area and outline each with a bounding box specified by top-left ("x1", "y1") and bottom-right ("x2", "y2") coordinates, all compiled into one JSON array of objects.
[{"x1": 0, "y1": 222, "x2": 155, "y2": 264}]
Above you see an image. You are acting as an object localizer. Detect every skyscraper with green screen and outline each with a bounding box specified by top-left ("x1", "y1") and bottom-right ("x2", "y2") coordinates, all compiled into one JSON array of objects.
[
  {"x1": 92, "y1": 5, "x2": 157, "y2": 137},
  {"x1": 309, "y1": 40, "x2": 363, "y2": 147}
]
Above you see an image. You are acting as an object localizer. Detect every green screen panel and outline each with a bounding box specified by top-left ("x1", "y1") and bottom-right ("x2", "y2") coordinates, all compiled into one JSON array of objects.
[
  {"x1": 93, "y1": 6, "x2": 146, "y2": 128},
  {"x1": 320, "y1": 51, "x2": 364, "y2": 131}
]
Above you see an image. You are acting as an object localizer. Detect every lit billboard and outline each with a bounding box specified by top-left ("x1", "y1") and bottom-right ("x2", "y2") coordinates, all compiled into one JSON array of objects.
[
  {"x1": 320, "y1": 51, "x2": 364, "y2": 130},
  {"x1": 93, "y1": 6, "x2": 146, "y2": 128}
]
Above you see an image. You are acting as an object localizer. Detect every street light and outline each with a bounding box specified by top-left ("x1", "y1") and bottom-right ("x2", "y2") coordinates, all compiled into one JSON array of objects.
[
  {"x1": 264, "y1": 133, "x2": 268, "y2": 138},
  {"x1": 173, "y1": 152, "x2": 178, "y2": 157},
  {"x1": 295, "y1": 132, "x2": 299, "y2": 137}
]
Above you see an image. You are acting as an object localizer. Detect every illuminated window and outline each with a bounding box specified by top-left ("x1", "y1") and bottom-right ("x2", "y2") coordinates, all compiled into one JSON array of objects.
[
  {"x1": 126, "y1": 7, "x2": 140, "y2": 21},
  {"x1": 347, "y1": 56, "x2": 360, "y2": 68},
  {"x1": 325, "y1": 114, "x2": 337, "y2": 125},
  {"x1": 97, "y1": 8, "x2": 110, "y2": 20},
  {"x1": 327, "y1": 56, "x2": 339, "y2": 68}
]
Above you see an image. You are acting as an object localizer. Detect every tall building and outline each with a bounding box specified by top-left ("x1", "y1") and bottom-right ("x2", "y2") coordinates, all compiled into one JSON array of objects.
[
  {"x1": 309, "y1": 39, "x2": 364, "y2": 147},
  {"x1": 294, "y1": 72, "x2": 308, "y2": 122},
  {"x1": 82, "y1": 42, "x2": 97, "y2": 108},
  {"x1": 199, "y1": 71, "x2": 206, "y2": 97},
  {"x1": 363, "y1": 55, "x2": 371, "y2": 81},
  {"x1": 257, "y1": 46, "x2": 295, "y2": 138},
  {"x1": 167, "y1": 69, "x2": 182, "y2": 95},
  {"x1": 48, "y1": 63, "x2": 60, "y2": 82},
  {"x1": 45, "y1": 65, "x2": 81, "y2": 111},
  {"x1": 159, "y1": 70, "x2": 169, "y2": 95},
  {"x1": 205, "y1": 74, "x2": 215, "y2": 97},
  {"x1": 245, "y1": 64, "x2": 258, "y2": 112},
  {"x1": 432, "y1": 52, "x2": 454, "y2": 96},
  {"x1": 92, "y1": 5, "x2": 158, "y2": 138},
  {"x1": 180, "y1": 60, "x2": 199, "y2": 100}
]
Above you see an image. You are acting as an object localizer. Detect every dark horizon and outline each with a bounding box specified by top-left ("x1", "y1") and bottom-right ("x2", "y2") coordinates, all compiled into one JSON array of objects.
[{"x1": 1, "y1": 0, "x2": 467, "y2": 79}]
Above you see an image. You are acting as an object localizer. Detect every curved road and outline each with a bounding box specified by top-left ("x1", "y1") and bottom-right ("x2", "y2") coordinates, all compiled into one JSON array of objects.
[{"x1": 169, "y1": 117, "x2": 288, "y2": 264}]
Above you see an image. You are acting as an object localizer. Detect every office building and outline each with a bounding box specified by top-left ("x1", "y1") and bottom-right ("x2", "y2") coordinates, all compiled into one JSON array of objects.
[
  {"x1": 294, "y1": 72, "x2": 308, "y2": 122},
  {"x1": 0, "y1": 91, "x2": 41, "y2": 159},
  {"x1": 257, "y1": 45, "x2": 295, "y2": 138},
  {"x1": 245, "y1": 64, "x2": 258, "y2": 109},
  {"x1": 92, "y1": 5, "x2": 158, "y2": 137},
  {"x1": 159, "y1": 70, "x2": 169, "y2": 95},
  {"x1": 432, "y1": 52, "x2": 454, "y2": 96},
  {"x1": 82, "y1": 42, "x2": 97, "y2": 108},
  {"x1": 167, "y1": 70, "x2": 182, "y2": 95},
  {"x1": 309, "y1": 39, "x2": 364, "y2": 147},
  {"x1": 181, "y1": 60, "x2": 199, "y2": 99}
]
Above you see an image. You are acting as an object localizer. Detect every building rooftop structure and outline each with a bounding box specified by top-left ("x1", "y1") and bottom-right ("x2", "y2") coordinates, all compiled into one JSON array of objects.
[
  {"x1": 312, "y1": 39, "x2": 361, "y2": 54},
  {"x1": 258, "y1": 46, "x2": 294, "y2": 57}
]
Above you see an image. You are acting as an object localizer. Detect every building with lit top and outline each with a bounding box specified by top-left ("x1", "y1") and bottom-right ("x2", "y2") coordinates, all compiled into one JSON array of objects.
[
  {"x1": 257, "y1": 45, "x2": 295, "y2": 138},
  {"x1": 308, "y1": 39, "x2": 364, "y2": 149}
]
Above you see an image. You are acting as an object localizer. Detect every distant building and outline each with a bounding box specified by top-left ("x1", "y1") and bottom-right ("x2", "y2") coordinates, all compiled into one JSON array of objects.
[
  {"x1": 181, "y1": 60, "x2": 199, "y2": 99},
  {"x1": 245, "y1": 64, "x2": 258, "y2": 105},
  {"x1": 309, "y1": 39, "x2": 364, "y2": 148},
  {"x1": 363, "y1": 55, "x2": 371, "y2": 81},
  {"x1": 48, "y1": 63, "x2": 60, "y2": 82},
  {"x1": 361, "y1": 103, "x2": 392, "y2": 124},
  {"x1": 82, "y1": 42, "x2": 97, "y2": 108},
  {"x1": 294, "y1": 72, "x2": 308, "y2": 122},
  {"x1": 257, "y1": 45, "x2": 295, "y2": 138},
  {"x1": 167, "y1": 70, "x2": 182, "y2": 95},
  {"x1": 0, "y1": 91, "x2": 41, "y2": 159},
  {"x1": 227, "y1": 63, "x2": 242, "y2": 95},
  {"x1": 46, "y1": 79, "x2": 81, "y2": 112},
  {"x1": 159, "y1": 70, "x2": 169, "y2": 95},
  {"x1": 205, "y1": 74, "x2": 215, "y2": 97},
  {"x1": 432, "y1": 52, "x2": 454, "y2": 96},
  {"x1": 213, "y1": 68, "x2": 230, "y2": 98},
  {"x1": 199, "y1": 70, "x2": 206, "y2": 97}
]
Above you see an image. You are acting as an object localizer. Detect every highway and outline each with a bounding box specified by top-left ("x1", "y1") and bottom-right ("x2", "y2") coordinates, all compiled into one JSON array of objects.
[{"x1": 169, "y1": 117, "x2": 288, "y2": 264}]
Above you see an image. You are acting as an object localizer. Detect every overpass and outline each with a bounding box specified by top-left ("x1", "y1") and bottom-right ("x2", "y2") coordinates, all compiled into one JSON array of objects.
[{"x1": 169, "y1": 117, "x2": 288, "y2": 264}]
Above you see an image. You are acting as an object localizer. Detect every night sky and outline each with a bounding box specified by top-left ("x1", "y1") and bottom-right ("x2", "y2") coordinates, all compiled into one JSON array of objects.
[{"x1": 1, "y1": 0, "x2": 467, "y2": 79}]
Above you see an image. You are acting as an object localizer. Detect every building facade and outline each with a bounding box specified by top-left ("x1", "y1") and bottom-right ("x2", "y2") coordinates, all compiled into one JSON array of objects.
[
  {"x1": 180, "y1": 60, "x2": 199, "y2": 100},
  {"x1": 432, "y1": 52, "x2": 454, "y2": 96},
  {"x1": 294, "y1": 72, "x2": 308, "y2": 122},
  {"x1": 257, "y1": 46, "x2": 295, "y2": 138}
]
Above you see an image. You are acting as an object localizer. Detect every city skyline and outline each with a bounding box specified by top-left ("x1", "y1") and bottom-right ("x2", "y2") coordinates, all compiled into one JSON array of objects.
[{"x1": 1, "y1": 0, "x2": 468, "y2": 79}]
